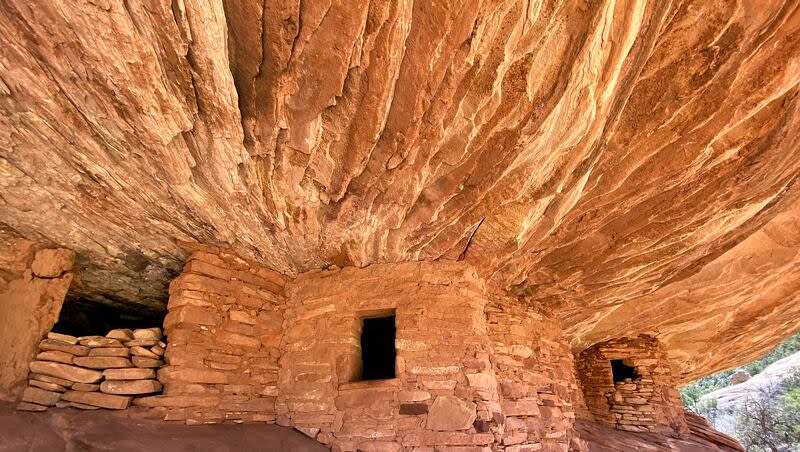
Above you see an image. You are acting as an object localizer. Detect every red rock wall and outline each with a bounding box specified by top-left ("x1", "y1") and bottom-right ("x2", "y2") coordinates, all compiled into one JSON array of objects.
[
  {"x1": 0, "y1": 232, "x2": 75, "y2": 401},
  {"x1": 576, "y1": 336, "x2": 688, "y2": 436},
  {"x1": 487, "y1": 293, "x2": 586, "y2": 451},
  {"x1": 279, "y1": 261, "x2": 496, "y2": 449},
  {"x1": 137, "y1": 249, "x2": 287, "y2": 424}
]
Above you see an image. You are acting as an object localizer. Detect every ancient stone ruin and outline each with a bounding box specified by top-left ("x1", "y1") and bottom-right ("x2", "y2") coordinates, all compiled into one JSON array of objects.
[{"x1": 1, "y1": 0, "x2": 799, "y2": 450}]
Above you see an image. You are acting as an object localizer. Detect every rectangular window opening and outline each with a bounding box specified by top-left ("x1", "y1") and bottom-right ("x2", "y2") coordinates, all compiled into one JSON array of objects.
[
  {"x1": 359, "y1": 314, "x2": 396, "y2": 381},
  {"x1": 611, "y1": 359, "x2": 638, "y2": 383}
]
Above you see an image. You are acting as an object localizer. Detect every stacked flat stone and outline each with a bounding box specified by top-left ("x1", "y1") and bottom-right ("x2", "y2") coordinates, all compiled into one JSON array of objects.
[{"x1": 17, "y1": 328, "x2": 165, "y2": 412}]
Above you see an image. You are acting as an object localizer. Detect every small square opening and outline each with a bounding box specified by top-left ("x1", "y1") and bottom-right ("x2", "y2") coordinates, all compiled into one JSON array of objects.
[
  {"x1": 359, "y1": 314, "x2": 396, "y2": 381},
  {"x1": 611, "y1": 359, "x2": 638, "y2": 383}
]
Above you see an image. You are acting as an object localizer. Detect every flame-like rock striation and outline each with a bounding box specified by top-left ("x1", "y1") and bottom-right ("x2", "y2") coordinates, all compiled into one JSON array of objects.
[{"x1": 1, "y1": 0, "x2": 799, "y2": 382}]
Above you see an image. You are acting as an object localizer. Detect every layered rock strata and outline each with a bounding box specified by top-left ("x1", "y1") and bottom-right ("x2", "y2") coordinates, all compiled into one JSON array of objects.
[
  {"x1": 1, "y1": 0, "x2": 799, "y2": 384},
  {"x1": 18, "y1": 328, "x2": 165, "y2": 411}
]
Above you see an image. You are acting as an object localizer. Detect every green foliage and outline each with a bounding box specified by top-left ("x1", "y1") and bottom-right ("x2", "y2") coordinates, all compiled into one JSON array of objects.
[
  {"x1": 681, "y1": 332, "x2": 800, "y2": 407},
  {"x1": 731, "y1": 369, "x2": 800, "y2": 451},
  {"x1": 744, "y1": 334, "x2": 800, "y2": 376}
]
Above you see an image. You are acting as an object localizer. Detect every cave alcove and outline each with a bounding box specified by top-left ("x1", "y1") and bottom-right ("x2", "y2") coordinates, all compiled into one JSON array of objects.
[{"x1": 51, "y1": 296, "x2": 166, "y2": 337}]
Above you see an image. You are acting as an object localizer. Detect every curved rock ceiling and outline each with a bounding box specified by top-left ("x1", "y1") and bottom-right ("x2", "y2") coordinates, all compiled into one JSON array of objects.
[{"x1": 1, "y1": 0, "x2": 799, "y2": 381}]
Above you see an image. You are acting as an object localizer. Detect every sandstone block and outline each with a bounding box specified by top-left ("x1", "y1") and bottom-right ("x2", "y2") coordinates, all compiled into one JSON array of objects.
[
  {"x1": 22, "y1": 386, "x2": 60, "y2": 406},
  {"x1": 69, "y1": 402, "x2": 101, "y2": 410},
  {"x1": 503, "y1": 400, "x2": 541, "y2": 417},
  {"x1": 133, "y1": 328, "x2": 162, "y2": 339},
  {"x1": 16, "y1": 402, "x2": 48, "y2": 412},
  {"x1": 399, "y1": 403, "x2": 429, "y2": 415},
  {"x1": 132, "y1": 356, "x2": 163, "y2": 368},
  {"x1": 72, "y1": 383, "x2": 101, "y2": 392},
  {"x1": 217, "y1": 331, "x2": 260, "y2": 349},
  {"x1": 79, "y1": 336, "x2": 123, "y2": 348},
  {"x1": 158, "y1": 367, "x2": 229, "y2": 384},
  {"x1": 106, "y1": 329, "x2": 135, "y2": 340},
  {"x1": 39, "y1": 339, "x2": 89, "y2": 356},
  {"x1": 124, "y1": 339, "x2": 158, "y2": 347},
  {"x1": 29, "y1": 361, "x2": 103, "y2": 383},
  {"x1": 47, "y1": 332, "x2": 78, "y2": 344},
  {"x1": 164, "y1": 306, "x2": 218, "y2": 330},
  {"x1": 62, "y1": 391, "x2": 131, "y2": 409},
  {"x1": 73, "y1": 356, "x2": 133, "y2": 369},
  {"x1": 29, "y1": 379, "x2": 68, "y2": 392},
  {"x1": 103, "y1": 368, "x2": 156, "y2": 380},
  {"x1": 31, "y1": 248, "x2": 74, "y2": 277},
  {"x1": 151, "y1": 344, "x2": 165, "y2": 356},
  {"x1": 89, "y1": 347, "x2": 130, "y2": 357},
  {"x1": 100, "y1": 379, "x2": 162, "y2": 395},
  {"x1": 130, "y1": 346, "x2": 159, "y2": 359},
  {"x1": 426, "y1": 396, "x2": 477, "y2": 431},
  {"x1": 229, "y1": 310, "x2": 256, "y2": 325},
  {"x1": 37, "y1": 350, "x2": 74, "y2": 364},
  {"x1": 132, "y1": 394, "x2": 220, "y2": 408},
  {"x1": 30, "y1": 373, "x2": 74, "y2": 387}
]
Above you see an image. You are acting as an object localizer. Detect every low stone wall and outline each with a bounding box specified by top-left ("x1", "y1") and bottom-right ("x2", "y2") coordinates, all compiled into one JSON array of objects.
[
  {"x1": 135, "y1": 247, "x2": 287, "y2": 424},
  {"x1": 576, "y1": 336, "x2": 688, "y2": 436},
  {"x1": 18, "y1": 328, "x2": 165, "y2": 411},
  {"x1": 0, "y1": 231, "x2": 75, "y2": 401},
  {"x1": 487, "y1": 293, "x2": 586, "y2": 451}
]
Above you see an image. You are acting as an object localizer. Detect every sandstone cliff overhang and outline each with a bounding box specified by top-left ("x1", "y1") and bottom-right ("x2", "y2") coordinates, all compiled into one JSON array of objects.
[{"x1": 1, "y1": 1, "x2": 799, "y2": 383}]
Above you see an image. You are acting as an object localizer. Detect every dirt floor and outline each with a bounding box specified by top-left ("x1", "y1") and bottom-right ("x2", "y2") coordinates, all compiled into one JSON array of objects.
[
  {"x1": 0, "y1": 402, "x2": 327, "y2": 452},
  {"x1": 0, "y1": 402, "x2": 741, "y2": 452}
]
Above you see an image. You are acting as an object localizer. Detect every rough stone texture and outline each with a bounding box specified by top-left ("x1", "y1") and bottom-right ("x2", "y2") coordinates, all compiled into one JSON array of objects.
[
  {"x1": 0, "y1": 232, "x2": 74, "y2": 400},
  {"x1": 487, "y1": 293, "x2": 586, "y2": 450},
  {"x1": 154, "y1": 248, "x2": 287, "y2": 424},
  {"x1": 278, "y1": 260, "x2": 495, "y2": 450},
  {"x1": 576, "y1": 336, "x2": 688, "y2": 436},
  {"x1": 0, "y1": 0, "x2": 799, "y2": 384}
]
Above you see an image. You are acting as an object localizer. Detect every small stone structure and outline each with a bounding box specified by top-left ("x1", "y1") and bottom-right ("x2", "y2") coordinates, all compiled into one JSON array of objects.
[
  {"x1": 576, "y1": 336, "x2": 688, "y2": 436},
  {"x1": 18, "y1": 328, "x2": 165, "y2": 411}
]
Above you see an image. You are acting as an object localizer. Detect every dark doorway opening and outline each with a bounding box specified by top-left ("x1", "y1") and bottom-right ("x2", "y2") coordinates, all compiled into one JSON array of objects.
[
  {"x1": 360, "y1": 315, "x2": 396, "y2": 381},
  {"x1": 611, "y1": 360, "x2": 638, "y2": 383},
  {"x1": 52, "y1": 297, "x2": 166, "y2": 337}
]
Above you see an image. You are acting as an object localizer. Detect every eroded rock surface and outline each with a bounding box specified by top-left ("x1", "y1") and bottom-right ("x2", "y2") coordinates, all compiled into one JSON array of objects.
[{"x1": 1, "y1": 1, "x2": 799, "y2": 381}]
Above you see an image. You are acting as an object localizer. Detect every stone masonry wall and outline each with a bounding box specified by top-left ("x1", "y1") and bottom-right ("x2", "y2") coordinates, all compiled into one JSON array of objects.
[
  {"x1": 135, "y1": 247, "x2": 287, "y2": 424},
  {"x1": 487, "y1": 293, "x2": 586, "y2": 451},
  {"x1": 0, "y1": 230, "x2": 75, "y2": 401},
  {"x1": 150, "y1": 249, "x2": 592, "y2": 450},
  {"x1": 576, "y1": 336, "x2": 688, "y2": 436},
  {"x1": 279, "y1": 261, "x2": 497, "y2": 450}
]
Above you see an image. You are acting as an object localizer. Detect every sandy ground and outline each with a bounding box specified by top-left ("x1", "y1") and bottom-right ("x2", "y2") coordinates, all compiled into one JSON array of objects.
[{"x1": 0, "y1": 402, "x2": 327, "y2": 452}]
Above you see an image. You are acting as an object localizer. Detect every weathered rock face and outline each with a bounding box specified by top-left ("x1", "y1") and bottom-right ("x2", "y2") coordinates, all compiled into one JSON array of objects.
[
  {"x1": 1, "y1": 0, "x2": 799, "y2": 382},
  {"x1": 0, "y1": 229, "x2": 75, "y2": 400}
]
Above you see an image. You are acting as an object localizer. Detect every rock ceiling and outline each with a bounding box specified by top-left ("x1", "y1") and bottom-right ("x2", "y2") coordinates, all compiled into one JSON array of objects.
[{"x1": 1, "y1": 0, "x2": 799, "y2": 381}]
